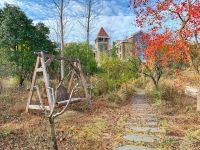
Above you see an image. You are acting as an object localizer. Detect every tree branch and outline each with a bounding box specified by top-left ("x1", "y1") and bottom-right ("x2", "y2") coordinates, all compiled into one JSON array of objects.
[{"x1": 52, "y1": 83, "x2": 79, "y2": 118}]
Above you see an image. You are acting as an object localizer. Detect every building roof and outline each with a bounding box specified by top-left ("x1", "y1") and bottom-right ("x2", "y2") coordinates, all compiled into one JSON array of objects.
[
  {"x1": 127, "y1": 30, "x2": 143, "y2": 40},
  {"x1": 97, "y1": 27, "x2": 109, "y2": 37},
  {"x1": 115, "y1": 39, "x2": 131, "y2": 46}
]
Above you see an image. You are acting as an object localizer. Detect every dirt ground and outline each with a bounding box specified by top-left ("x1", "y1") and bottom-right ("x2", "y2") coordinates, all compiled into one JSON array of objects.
[
  {"x1": 0, "y1": 89, "x2": 133, "y2": 150},
  {"x1": 0, "y1": 87, "x2": 200, "y2": 150}
]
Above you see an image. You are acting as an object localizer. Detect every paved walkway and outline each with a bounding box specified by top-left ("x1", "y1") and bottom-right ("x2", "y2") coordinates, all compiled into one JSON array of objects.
[{"x1": 116, "y1": 89, "x2": 164, "y2": 150}]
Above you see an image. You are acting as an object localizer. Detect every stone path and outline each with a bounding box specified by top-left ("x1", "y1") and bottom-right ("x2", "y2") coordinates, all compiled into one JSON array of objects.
[{"x1": 116, "y1": 89, "x2": 164, "y2": 150}]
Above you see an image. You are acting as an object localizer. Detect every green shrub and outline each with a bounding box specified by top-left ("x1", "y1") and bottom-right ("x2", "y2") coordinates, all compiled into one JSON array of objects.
[
  {"x1": 100, "y1": 56, "x2": 140, "y2": 91},
  {"x1": 133, "y1": 77, "x2": 149, "y2": 88},
  {"x1": 64, "y1": 43, "x2": 98, "y2": 75},
  {"x1": 150, "y1": 88, "x2": 162, "y2": 105},
  {"x1": 91, "y1": 76, "x2": 109, "y2": 96},
  {"x1": 159, "y1": 83, "x2": 179, "y2": 102},
  {"x1": 148, "y1": 81, "x2": 181, "y2": 105},
  {"x1": 118, "y1": 82, "x2": 136, "y2": 100},
  {"x1": 107, "y1": 92, "x2": 122, "y2": 104}
]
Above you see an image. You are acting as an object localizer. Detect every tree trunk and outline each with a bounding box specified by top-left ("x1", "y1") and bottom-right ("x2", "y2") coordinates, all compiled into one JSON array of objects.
[
  {"x1": 49, "y1": 117, "x2": 58, "y2": 150},
  {"x1": 151, "y1": 76, "x2": 159, "y2": 90},
  {"x1": 194, "y1": 30, "x2": 199, "y2": 49},
  {"x1": 19, "y1": 75, "x2": 24, "y2": 87},
  {"x1": 60, "y1": 0, "x2": 65, "y2": 80},
  {"x1": 86, "y1": 4, "x2": 91, "y2": 46}
]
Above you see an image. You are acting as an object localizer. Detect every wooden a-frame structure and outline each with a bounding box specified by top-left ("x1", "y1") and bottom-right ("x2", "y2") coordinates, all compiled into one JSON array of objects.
[{"x1": 26, "y1": 51, "x2": 91, "y2": 113}]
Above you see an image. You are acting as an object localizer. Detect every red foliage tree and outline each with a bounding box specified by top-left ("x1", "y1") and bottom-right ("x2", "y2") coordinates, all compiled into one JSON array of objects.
[
  {"x1": 141, "y1": 30, "x2": 185, "y2": 88},
  {"x1": 130, "y1": 0, "x2": 200, "y2": 72},
  {"x1": 130, "y1": 0, "x2": 199, "y2": 38}
]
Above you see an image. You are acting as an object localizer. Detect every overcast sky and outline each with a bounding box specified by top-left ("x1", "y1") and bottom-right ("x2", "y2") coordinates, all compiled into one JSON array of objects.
[{"x1": 0, "y1": 0, "x2": 142, "y2": 44}]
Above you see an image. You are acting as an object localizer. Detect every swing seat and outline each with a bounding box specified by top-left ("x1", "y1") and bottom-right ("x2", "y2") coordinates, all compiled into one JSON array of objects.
[
  {"x1": 57, "y1": 97, "x2": 87, "y2": 106},
  {"x1": 56, "y1": 84, "x2": 69, "y2": 102}
]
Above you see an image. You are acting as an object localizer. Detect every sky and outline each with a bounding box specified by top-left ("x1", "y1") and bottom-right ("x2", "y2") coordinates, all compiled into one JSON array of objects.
[{"x1": 0, "y1": 0, "x2": 142, "y2": 44}]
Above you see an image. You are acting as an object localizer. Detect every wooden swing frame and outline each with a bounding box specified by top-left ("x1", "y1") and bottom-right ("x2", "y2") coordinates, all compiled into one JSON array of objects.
[{"x1": 26, "y1": 51, "x2": 92, "y2": 113}]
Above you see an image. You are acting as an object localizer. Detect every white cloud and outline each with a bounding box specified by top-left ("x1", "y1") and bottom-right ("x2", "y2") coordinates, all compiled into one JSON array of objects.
[
  {"x1": 35, "y1": 15, "x2": 141, "y2": 44},
  {"x1": 0, "y1": 0, "x2": 142, "y2": 45}
]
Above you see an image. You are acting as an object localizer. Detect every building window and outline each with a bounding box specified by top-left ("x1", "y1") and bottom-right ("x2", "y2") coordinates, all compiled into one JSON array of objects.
[
  {"x1": 99, "y1": 44, "x2": 105, "y2": 51},
  {"x1": 98, "y1": 38, "x2": 103, "y2": 42}
]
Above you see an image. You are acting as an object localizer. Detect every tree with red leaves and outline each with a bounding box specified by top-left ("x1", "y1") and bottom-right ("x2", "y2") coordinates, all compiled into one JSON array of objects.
[
  {"x1": 130, "y1": 0, "x2": 199, "y2": 40},
  {"x1": 141, "y1": 30, "x2": 184, "y2": 88},
  {"x1": 130, "y1": 0, "x2": 200, "y2": 73}
]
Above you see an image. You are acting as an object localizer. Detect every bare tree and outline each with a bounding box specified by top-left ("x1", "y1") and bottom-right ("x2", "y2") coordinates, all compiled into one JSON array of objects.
[
  {"x1": 51, "y1": 0, "x2": 70, "y2": 80},
  {"x1": 78, "y1": 0, "x2": 103, "y2": 46},
  {"x1": 48, "y1": 83, "x2": 78, "y2": 150}
]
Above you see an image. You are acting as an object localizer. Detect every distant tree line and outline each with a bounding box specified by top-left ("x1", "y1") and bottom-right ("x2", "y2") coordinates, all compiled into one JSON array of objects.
[
  {"x1": 0, "y1": 4, "x2": 99, "y2": 86},
  {"x1": 0, "y1": 4, "x2": 56, "y2": 86}
]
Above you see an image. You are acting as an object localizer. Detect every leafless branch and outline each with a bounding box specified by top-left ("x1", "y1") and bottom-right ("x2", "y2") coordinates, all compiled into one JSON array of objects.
[{"x1": 52, "y1": 83, "x2": 79, "y2": 118}]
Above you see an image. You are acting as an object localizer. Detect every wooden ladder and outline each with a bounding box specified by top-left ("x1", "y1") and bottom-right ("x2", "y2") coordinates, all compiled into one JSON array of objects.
[{"x1": 26, "y1": 52, "x2": 54, "y2": 113}]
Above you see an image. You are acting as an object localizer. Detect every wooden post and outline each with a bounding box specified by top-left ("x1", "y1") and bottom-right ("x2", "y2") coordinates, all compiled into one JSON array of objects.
[
  {"x1": 67, "y1": 71, "x2": 75, "y2": 93},
  {"x1": 26, "y1": 56, "x2": 40, "y2": 112},
  {"x1": 40, "y1": 52, "x2": 54, "y2": 113},
  {"x1": 77, "y1": 62, "x2": 91, "y2": 107}
]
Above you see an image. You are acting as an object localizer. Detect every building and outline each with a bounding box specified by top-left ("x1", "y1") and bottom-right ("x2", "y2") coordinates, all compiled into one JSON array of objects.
[
  {"x1": 94, "y1": 27, "x2": 110, "y2": 65},
  {"x1": 128, "y1": 31, "x2": 146, "y2": 61},
  {"x1": 115, "y1": 40, "x2": 132, "y2": 60},
  {"x1": 115, "y1": 31, "x2": 146, "y2": 61},
  {"x1": 93, "y1": 28, "x2": 146, "y2": 63}
]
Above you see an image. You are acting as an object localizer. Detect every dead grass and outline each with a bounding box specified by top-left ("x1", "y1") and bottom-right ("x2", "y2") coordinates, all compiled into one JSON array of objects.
[
  {"x1": 0, "y1": 88, "x2": 134, "y2": 149},
  {"x1": 142, "y1": 73, "x2": 200, "y2": 149}
]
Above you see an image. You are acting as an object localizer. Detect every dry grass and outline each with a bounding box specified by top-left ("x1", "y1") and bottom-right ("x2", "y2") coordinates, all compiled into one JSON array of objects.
[
  {"x1": 0, "y1": 88, "x2": 134, "y2": 149},
  {"x1": 139, "y1": 73, "x2": 200, "y2": 149}
]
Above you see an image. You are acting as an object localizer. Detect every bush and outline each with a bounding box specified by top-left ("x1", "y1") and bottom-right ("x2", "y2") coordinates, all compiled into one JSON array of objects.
[
  {"x1": 147, "y1": 80, "x2": 183, "y2": 107},
  {"x1": 105, "y1": 81, "x2": 136, "y2": 104},
  {"x1": 64, "y1": 43, "x2": 98, "y2": 75},
  {"x1": 150, "y1": 88, "x2": 162, "y2": 105},
  {"x1": 133, "y1": 77, "x2": 149, "y2": 88},
  {"x1": 118, "y1": 82, "x2": 136, "y2": 100},
  {"x1": 100, "y1": 56, "x2": 140, "y2": 91},
  {"x1": 159, "y1": 82, "x2": 180, "y2": 102},
  {"x1": 91, "y1": 76, "x2": 109, "y2": 96},
  {"x1": 107, "y1": 92, "x2": 122, "y2": 104}
]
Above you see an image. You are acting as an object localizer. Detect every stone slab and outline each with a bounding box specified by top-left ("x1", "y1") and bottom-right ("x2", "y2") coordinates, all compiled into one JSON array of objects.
[
  {"x1": 123, "y1": 134, "x2": 160, "y2": 143},
  {"x1": 116, "y1": 145, "x2": 156, "y2": 150},
  {"x1": 130, "y1": 127, "x2": 162, "y2": 133}
]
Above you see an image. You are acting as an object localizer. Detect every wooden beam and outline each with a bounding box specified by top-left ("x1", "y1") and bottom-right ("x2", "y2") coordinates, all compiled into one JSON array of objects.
[
  {"x1": 67, "y1": 71, "x2": 75, "y2": 93},
  {"x1": 28, "y1": 105, "x2": 50, "y2": 111},
  {"x1": 36, "y1": 68, "x2": 43, "y2": 72},
  {"x1": 57, "y1": 98, "x2": 87, "y2": 105}
]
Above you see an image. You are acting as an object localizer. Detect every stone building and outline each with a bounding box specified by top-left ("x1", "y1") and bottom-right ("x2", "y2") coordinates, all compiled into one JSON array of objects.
[
  {"x1": 115, "y1": 31, "x2": 146, "y2": 61},
  {"x1": 115, "y1": 40, "x2": 132, "y2": 60},
  {"x1": 94, "y1": 27, "x2": 110, "y2": 65},
  {"x1": 93, "y1": 28, "x2": 146, "y2": 64}
]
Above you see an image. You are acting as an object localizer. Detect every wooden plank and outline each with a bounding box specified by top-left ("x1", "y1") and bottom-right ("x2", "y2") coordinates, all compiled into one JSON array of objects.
[
  {"x1": 28, "y1": 105, "x2": 50, "y2": 111},
  {"x1": 36, "y1": 68, "x2": 43, "y2": 72},
  {"x1": 57, "y1": 98, "x2": 87, "y2": 105}
]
